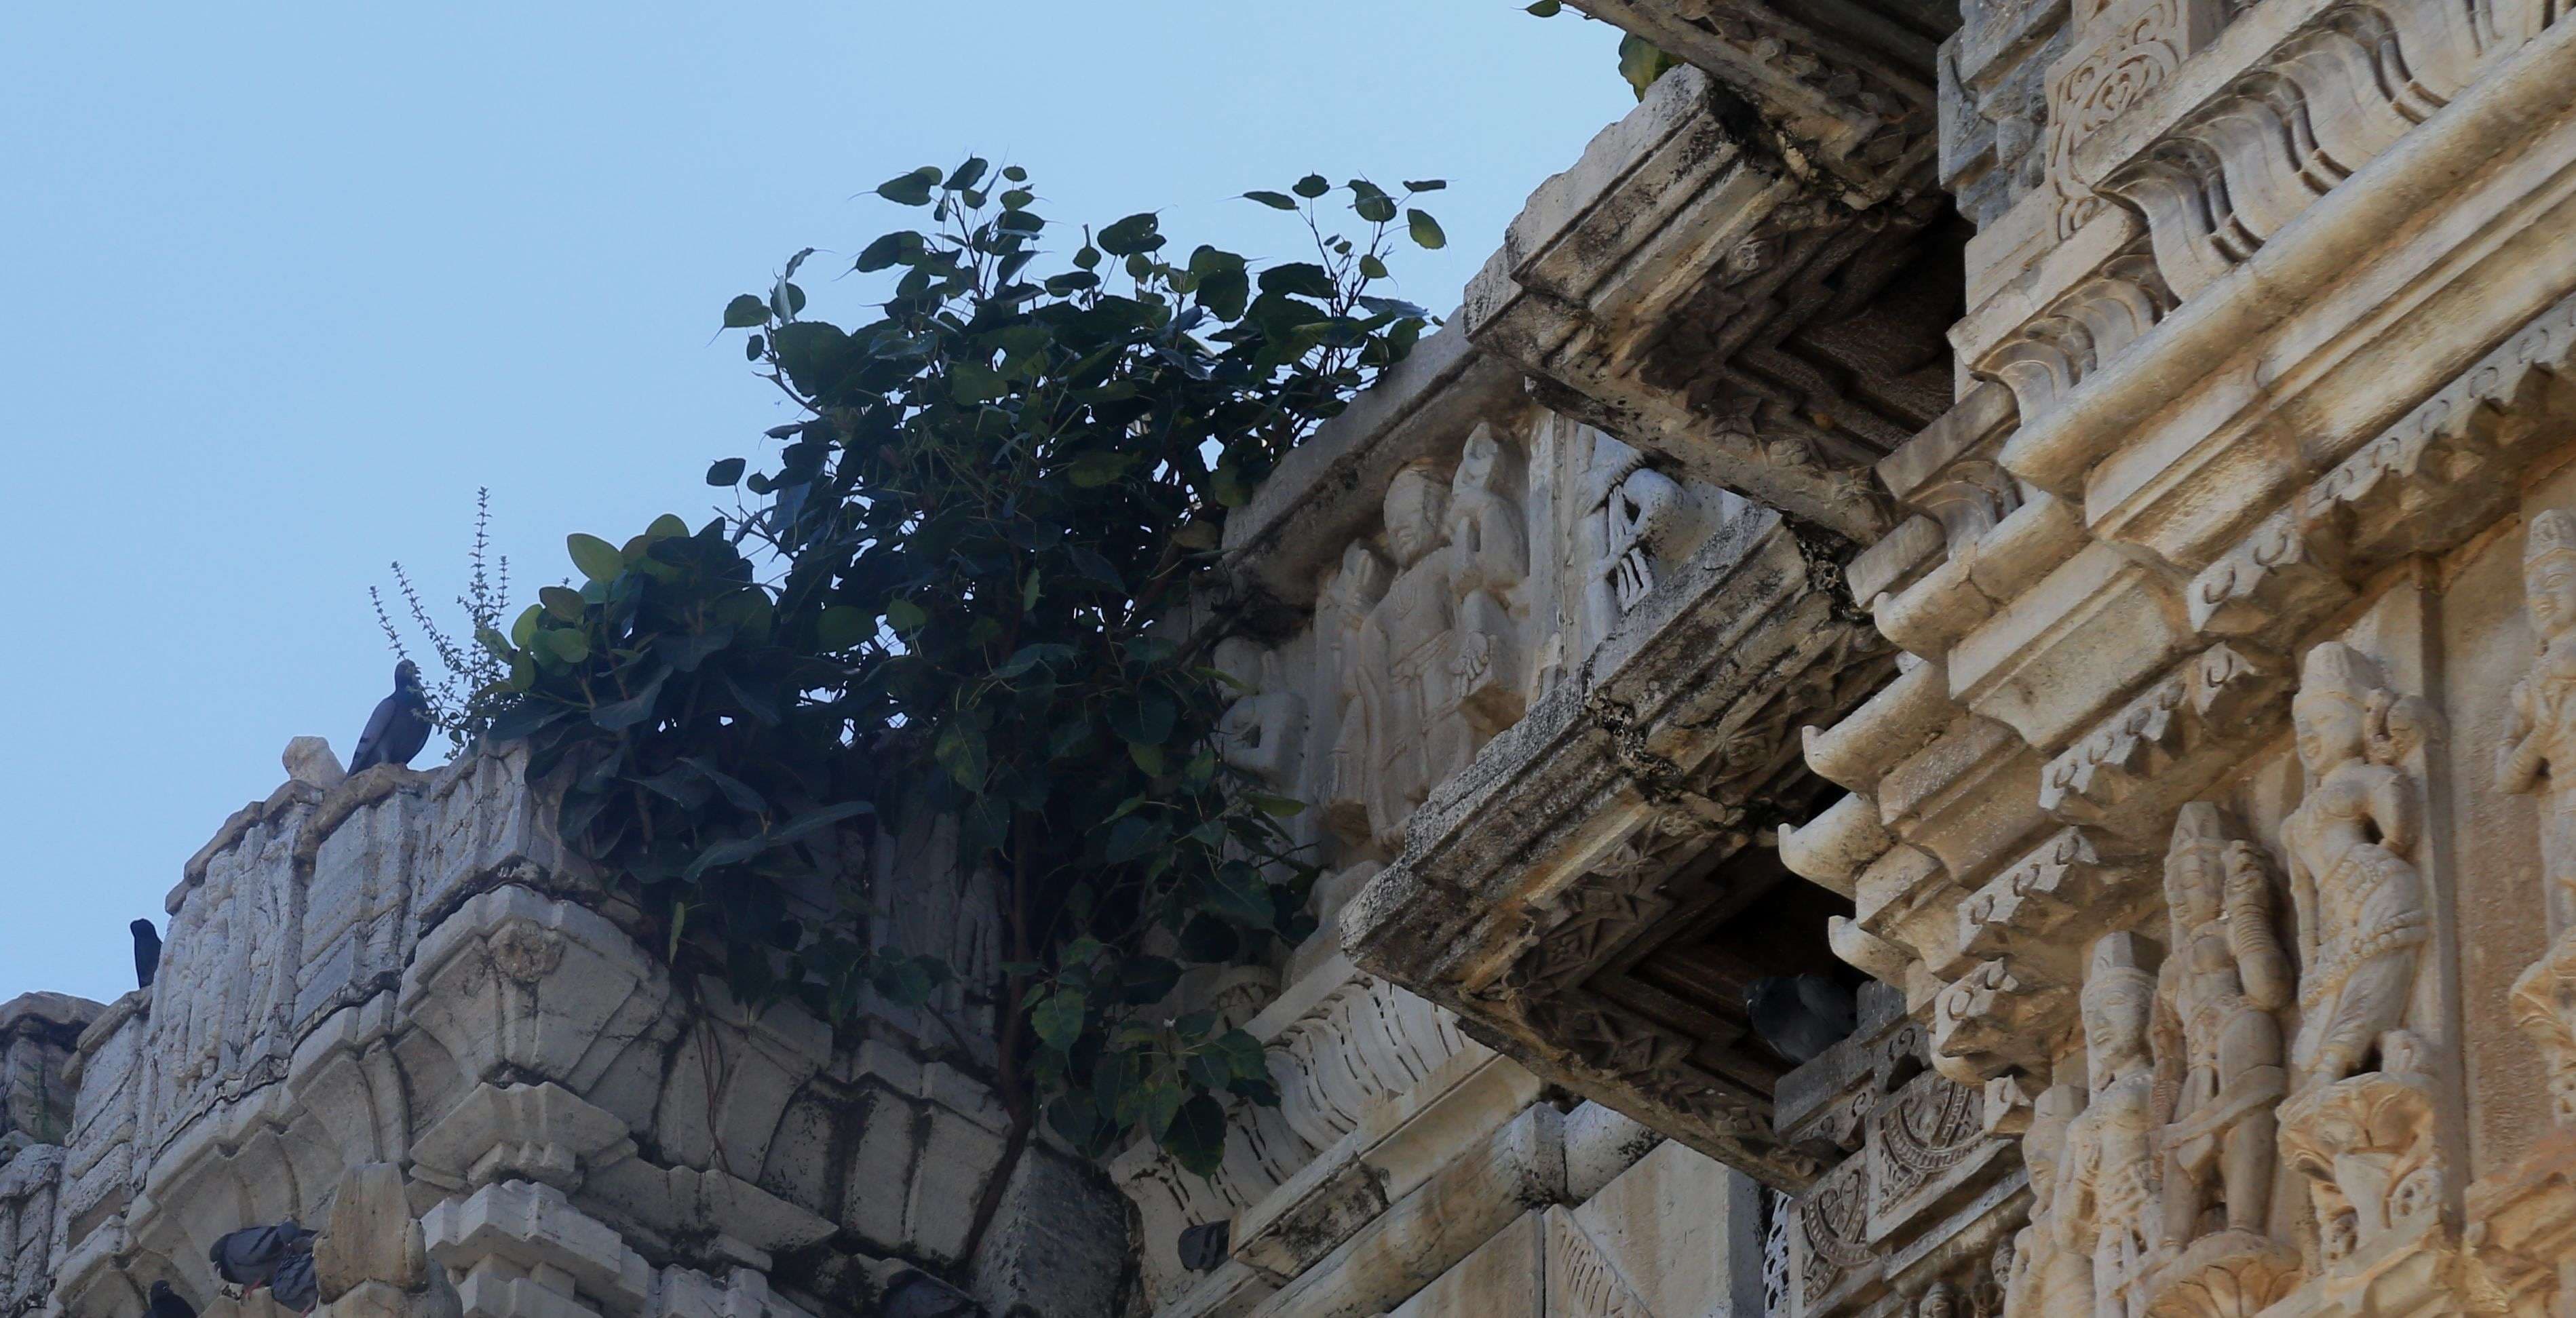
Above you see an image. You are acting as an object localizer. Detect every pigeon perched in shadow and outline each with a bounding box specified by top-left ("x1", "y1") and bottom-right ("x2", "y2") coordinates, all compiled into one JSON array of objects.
[
  {"x1": 147, "y1": 1281, "x2": 196, "y2": 1318},
  {"x1": 131, "y1": 919, "x2": 162, "y2": 989},
  {"x1": 347, "y1": 660, "x2": 433, "y2": 774},
  {"x1": 1747, "y1": 974, "x2": 1860, "y2": 1065},
  {"x1": 1178, "y1": 1220, "x2": 1231, "y2": 1273},
  {"x1": 879, "y1": 1269, "x2": 978, "y2": 1318},
  {"x1": 209, "y1": 1220, "x2": 319, "y2": 1314}
]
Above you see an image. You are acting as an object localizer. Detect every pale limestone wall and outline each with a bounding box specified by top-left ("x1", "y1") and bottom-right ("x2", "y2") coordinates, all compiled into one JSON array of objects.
[
  {"x1": 1768, "y1": 0, "x2": 2576, "y2": 1306},
  {"x1": 1113, "y1": 319, "x2": 1773, "y2": 1318},
  {"x1": 3, "y1": 746, "x2": 1126, "y2": 1318}
]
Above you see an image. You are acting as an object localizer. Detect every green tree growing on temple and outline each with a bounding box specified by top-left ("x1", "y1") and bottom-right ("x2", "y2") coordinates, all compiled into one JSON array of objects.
[{"x1": 474, "y1": 161, "x2": 1442, "y2": 1247}]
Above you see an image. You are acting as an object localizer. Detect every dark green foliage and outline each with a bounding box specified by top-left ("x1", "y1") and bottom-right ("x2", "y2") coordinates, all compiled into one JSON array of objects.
[{"x1": 478, "y1": 163, "x2": 1442, "y2": 1182}]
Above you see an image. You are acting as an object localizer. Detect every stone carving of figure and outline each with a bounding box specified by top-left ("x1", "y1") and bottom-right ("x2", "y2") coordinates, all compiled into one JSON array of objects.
[
  {"x1": 1330, "y1": 429, "x2": 1530, "y2": 852},
  {"x1": 2499, "y1": 509, "x2": 2576, "y2": 937},
  {"x1": 2283, "y1": 642, "x2": 2433, "y2": 1084},
  {"x1": 2061, "y1": 934, "x2": 2165, "y2": 1318},
  {"x1": 2005, "y1": 1081, "x2": 2092, "y2": 1318},
  {"x1": 1214, "y1": 639, "x2": 1307, "y2": 790},
  {"x1": 2157, "y1": 804, "x2": 2294, "y2": 1245},
  {"x1": 1581, "y1": 433, "x2": 1693, "y2": 644},
  {"x1": 1320, "y1": 543, "x2": 1390, "y2": 851},
  {"x1": 1972, "y1": 1237, "x2": 2010, "y2": 1318},
  {"x1": 1443, "y1": 424, "x2": 1532, "y2": 735},
  {"x1": 1917, "y1": 1279, "x2": 1961, "y2": 1318}
]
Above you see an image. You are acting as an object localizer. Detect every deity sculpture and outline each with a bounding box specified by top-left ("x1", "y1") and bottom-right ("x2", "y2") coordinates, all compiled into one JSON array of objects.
[
  {"x1": 2503, "y1": 510, "x2": 2576, "y2": 1125},
  {"x1": 1916, "y1": 1279, "x2": 1961, "y2": 1318},
  {"x1": 2060, "y1": 934, "x2": 2165, "y2": 1318},
  {"x1": 2499, "y1": 509, "x2": 2576, "y2": 937},
  {"x1": 1320, "y1": 542, "x2": 1390, "y2": 851},
  {"x1": 1328, "y1": 428, "x2": 1530, "y2": 852},
  {"x1": 1213, "y1": 639, "x2": 1307, "y2": 790},
  {"x1": 2005, "y1": 1081, "x2": 2093, "y2": 1317},
  {"x1": 1581, "y1": 433, "x2": 1693, "y2": 644},
  {"x1": 2283, "y1": 642, "x2": 2432, "y2": 1084},
  {"x1": 2157, "y1": 805, "x2": 2294, "y2": 1245}
]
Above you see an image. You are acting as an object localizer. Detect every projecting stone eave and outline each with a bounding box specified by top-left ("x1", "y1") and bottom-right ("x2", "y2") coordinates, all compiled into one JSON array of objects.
[
  {"x1": 1340, "y1": 504, "x2": 1891, "y2": 1191},
  {"x1": 1565, "y1": 0, "x2": 1947, "y2": 196},
  {"x1": 1461, "y1": 61, "x2": 1961, "y2": 547}
]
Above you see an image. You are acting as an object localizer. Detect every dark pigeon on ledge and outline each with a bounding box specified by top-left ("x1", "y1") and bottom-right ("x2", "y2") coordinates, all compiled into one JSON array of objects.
[
  {"x1": 1747, "y1": 973, "x2": 1859, "y2": 1066},
  {"x1": 347, "y1": 660, "x2": 432, "y2": 774},
  {"x1": 131, "y1": 919, "x2": 161, "y2": 989},
  {"x1": 147, "y1": 1281, "x2": 196, "y2": 1318}
]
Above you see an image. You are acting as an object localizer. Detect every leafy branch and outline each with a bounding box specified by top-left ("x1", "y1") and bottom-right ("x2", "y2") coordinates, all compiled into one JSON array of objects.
[{"x1": 476, "y1": 161, "x2": 1444, "y2": 1216}]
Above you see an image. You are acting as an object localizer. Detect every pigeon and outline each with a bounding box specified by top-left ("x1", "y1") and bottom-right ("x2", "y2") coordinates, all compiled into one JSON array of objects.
[
  {"x1": 147, "y1": 1281, "x2": 197, "y2": 1318},
  {"x1": 347, "y1": 660, "x2": 433, "y2": 774},
  {"x1": 208, "y1": 1220, "x2": 317, "y2": 1296},
  {"x1": 1178, "y1": 1220, "x2": 1231, "y2": 1273},
  {"x1": 1746, "y1": 974, "x2": 1860, "y2": 1065},
  {"x1": 879, "y1": 1269, "x2": 978, "y2": 1318},
  {"x1": 131, "y1": 919, "x2": 162, "y2": 989}
]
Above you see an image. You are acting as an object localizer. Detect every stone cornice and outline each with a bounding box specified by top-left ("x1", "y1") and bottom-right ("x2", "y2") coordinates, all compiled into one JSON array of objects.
[
  {"x1": 1461, "y1": 63, "x2": 1962, "y2": 543},
  {"x1": 1567, "y1": 0, "x2": 1950, "y2": 199},
  {"x1": 1343, "y1": 508, "x2": 1889, "y2": 1188}
]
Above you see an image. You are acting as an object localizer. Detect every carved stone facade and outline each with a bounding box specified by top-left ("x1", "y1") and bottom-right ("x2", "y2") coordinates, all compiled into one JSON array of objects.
[{"x1": 19, "y1": 0, "x2": 2576, "y2": 1311}]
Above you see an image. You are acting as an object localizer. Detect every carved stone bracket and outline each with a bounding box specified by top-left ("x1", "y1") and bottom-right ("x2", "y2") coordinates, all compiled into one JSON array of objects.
[
  {"x1": 2037, "y1": 643, "x2": 2290, "y2": 836},
  {"x1": 2192, "y1": 286, "x2": 2576, "y2": 646},
  {"x1": 1564, "y1": 0, "x2": 1949, "y2": 200}
]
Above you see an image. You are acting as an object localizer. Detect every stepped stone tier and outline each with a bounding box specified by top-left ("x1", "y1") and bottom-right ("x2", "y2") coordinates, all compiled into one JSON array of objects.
[{"x1": 17, "y1": 0, "x2": 2576, "y2": 1309}]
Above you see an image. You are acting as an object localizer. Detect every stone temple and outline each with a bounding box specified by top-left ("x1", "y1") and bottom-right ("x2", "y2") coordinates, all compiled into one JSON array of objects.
[{"x1": 12, "y1": 0, "x2": 2576, "y2": 1313}]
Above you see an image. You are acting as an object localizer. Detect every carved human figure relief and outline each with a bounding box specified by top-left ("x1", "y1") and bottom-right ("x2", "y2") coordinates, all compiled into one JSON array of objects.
[
  {"x1": 1212, "y1": 639, "x2": 1306, "y2": 790},
  {"x1": 2157, "y1": 804, "x2": 2294, "y2": 1246},
  {"x1": 2282, "y1": 642, "x2": 2434, "y2": 1084},
  {"x1": 2005, "y1": 1081, "x2": 2093, "y2": 1318},
  {"x1": 2499, "y1": 509, "x2": 2576, "y2": 937},
  {"x1": 1320, "y1": 541, "x2": 1390, "y2": 851},
  {"x1": 2501, "y1": 510, "x2": 2576, "y2": 1125},
  {"x1": 2060, "y1": 934, "x2": 2165, "y2": 1318},
  {"x1": 1441, "y1": 424, "x2": 1532, "y2": 736},
  {"x1": 1329, "y1": 428, "x2": 1530, "y2": 852},
  {"x1": 1580, "y1": 432, "x2": 1693, "y2": 643}
]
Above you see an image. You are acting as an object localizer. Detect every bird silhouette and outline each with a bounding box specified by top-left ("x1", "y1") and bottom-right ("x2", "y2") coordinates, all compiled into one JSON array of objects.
[
  {"x1": 131, "y1": 920, "x2": 162, "y2": 989},
  {"x1": 146, "y1": 1281, "x2": 196, "y2": 1318},
  {"x1": 1746, "y1": 974, "x2": 1859, "y2": 1065},
  {"x1": 1178, "y1": 1220, "x2": 1231, "y2": 1273},
  {"x1": 347, "y1": 661, "x2": 433, "y2": 774}
]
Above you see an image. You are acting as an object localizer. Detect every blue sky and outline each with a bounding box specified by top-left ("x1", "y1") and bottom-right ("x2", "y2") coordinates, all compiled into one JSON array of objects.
[{"x1": 0, "y1": 5, "x2": 1634, "y2": 1005}]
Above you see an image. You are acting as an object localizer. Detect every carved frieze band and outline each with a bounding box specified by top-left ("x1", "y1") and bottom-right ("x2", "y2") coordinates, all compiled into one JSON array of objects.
[{"x1": 2193, "y1": 289, "x2": 2576, "y2": 646}]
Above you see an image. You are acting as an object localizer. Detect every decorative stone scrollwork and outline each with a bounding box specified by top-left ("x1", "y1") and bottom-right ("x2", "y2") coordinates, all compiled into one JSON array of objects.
[
  {"x1": 1799, "y1": 1155, "x2": 1879, "y2": 1309},
  {"x1": 1869, "y1": 1071, "x2": 1984, "y2": 1217},
  {"x1": 2278, "y1": 1032, "x2": 2446, "y2": 1266}
]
